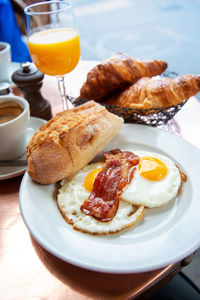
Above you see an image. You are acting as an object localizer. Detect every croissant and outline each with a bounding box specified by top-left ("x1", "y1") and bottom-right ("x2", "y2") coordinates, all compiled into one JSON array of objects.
[
  {"x1": 106, "y1": 74, "x2": 200, "y2": 109},
  {"x1": 80, "y1": 52, "x2": 167, "y2": 100}
]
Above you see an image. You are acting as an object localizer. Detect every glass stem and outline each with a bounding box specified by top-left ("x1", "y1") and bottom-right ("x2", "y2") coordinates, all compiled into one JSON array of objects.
[{"x1": 57, "y1": 76, "x2": 68, "y2": 110}]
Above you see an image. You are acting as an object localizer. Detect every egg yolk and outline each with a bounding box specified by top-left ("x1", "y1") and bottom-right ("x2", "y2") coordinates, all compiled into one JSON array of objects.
[
  {"x1": 84, "y1": 168, "x2": 103, "y2": 192},
  {"x1": 139, "y1": 157, "x2": 168, "y2": 181}
]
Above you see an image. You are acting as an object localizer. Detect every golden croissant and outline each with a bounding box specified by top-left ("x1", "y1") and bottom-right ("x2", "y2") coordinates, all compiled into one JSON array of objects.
[
  {"x1": 80, "y1": 52, "x2": 167, "y2": 100},
  {"x1": 106, "y1": 74, "x2": 200, "y2": 109}
]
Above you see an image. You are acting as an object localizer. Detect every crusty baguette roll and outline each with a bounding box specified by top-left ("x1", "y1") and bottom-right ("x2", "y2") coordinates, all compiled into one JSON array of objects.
[
  {"x1": 106, "y1": 74, "x2": 200, "y2": 109},
  {"x1": 26, "y1": 101, "x2": 123, "y2": 184},
  {"x1": 80, "y1": 52, "x2": 167, "y2": 101}
]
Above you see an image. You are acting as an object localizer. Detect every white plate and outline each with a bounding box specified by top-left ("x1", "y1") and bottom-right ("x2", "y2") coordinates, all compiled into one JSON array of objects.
[
  {"x1": 0, "y1": 117, "x2": 46, "y2": 180},
  {"x1": 19, "y1": 124, "x2": 200, "y2": 273}
]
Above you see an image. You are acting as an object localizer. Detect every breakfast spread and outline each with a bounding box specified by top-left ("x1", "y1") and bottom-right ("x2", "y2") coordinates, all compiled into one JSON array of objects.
[{"x1": 26, "y1": 53, "x2": 189, "y2": 236}]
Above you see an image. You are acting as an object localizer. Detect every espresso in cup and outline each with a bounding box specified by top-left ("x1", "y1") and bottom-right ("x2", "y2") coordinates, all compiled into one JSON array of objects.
[
  {"x1": 0, "y1": 95, "x2": 30, "y2": 160},
  {"x1": 0, "y1": 101, "x2": 23, "y2": 124}
]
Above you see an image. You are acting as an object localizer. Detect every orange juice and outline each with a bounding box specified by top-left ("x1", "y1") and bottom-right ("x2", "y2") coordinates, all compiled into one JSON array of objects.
[{"x1": 28, "y1": 28, "x2": 80, "y2": 76}]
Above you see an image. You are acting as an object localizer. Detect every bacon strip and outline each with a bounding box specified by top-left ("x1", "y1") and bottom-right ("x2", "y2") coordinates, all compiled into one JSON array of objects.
[{"x1": 81, "y1": 149, "x2": 139, "y2": 222}]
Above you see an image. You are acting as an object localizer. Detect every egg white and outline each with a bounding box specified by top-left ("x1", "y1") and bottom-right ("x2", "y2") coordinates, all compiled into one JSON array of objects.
[
  {"x1": 57, "y1": 150, "x2": 182, "y2": 234},
  {"x1": 57, "y1": 162, "x2": 144, "y2": 235},
  {"x1": 120, "y1": 151, "x2": 181, "y2": 208}
]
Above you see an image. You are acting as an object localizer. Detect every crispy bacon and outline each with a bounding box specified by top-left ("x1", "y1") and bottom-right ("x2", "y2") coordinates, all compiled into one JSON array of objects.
[{"x1": 80, "y1": 149, "x2": 139, "y2": 222}]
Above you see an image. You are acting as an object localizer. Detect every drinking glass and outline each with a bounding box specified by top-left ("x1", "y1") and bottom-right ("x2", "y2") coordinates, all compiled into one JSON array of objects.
[{"x1": 24, "y1": 0, "x2": 81, "y2": 110}]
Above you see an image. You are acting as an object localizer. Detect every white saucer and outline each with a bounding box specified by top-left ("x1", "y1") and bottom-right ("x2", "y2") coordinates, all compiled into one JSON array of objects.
[{"x1": 0, "y1": 117, "x2": 46, "y2": 180}]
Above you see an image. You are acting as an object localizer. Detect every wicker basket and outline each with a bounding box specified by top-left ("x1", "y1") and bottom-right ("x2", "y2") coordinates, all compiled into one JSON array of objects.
[{"x1": 71, "y1": 71, "x2": 187, "y2": 126}]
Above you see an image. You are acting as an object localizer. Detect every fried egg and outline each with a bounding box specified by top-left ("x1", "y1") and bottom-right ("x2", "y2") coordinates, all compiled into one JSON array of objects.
[
  {"x1": 120, "y1": 151, "x2": 181, "y2": 208},
  {"x1": 57, "y1": 150, "x2": 182, "y2": 235},
  {"x1": 57, "y1": 162, "x2": 144, "y2": 235}
]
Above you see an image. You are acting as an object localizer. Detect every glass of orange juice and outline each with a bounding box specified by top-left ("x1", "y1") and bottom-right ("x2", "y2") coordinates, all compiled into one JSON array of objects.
[{"x1": 24, "y1": 1, "x2": 81, "y2": 110}]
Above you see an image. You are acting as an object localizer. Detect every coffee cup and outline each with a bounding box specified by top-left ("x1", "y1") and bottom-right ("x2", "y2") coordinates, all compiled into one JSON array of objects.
[
  {"x1": 0, "y1": 95, "x2": 30, "y2": 161},
  {"x1": 0, "y1": 42, "x2": 11, "y2": 82}
]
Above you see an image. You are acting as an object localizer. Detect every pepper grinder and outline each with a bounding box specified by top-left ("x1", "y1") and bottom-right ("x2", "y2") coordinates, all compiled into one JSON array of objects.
[{"x1": 12, "y1": 62, "x2": 52, "y2": 120}]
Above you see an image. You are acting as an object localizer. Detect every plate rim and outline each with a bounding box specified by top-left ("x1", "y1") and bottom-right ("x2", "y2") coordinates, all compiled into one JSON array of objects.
[{"x1": 19, "y1": 123, "x2": 200, "y2": 273}]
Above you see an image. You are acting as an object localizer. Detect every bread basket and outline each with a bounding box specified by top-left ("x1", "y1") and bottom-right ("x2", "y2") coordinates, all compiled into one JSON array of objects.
[{"x1": 72, "y1": 71, "x2": 187, "y2": 126}]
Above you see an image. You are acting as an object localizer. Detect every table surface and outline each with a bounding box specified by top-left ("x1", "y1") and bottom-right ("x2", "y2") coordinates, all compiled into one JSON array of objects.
[{"x1": 0, "y1": 60, "x2": 200, "y2": 300}]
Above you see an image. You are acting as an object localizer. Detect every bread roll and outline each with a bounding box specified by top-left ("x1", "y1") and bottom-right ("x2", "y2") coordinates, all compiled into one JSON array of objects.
[
  {"x1": 26, "y1": 101, "x2": 123, "y2": 184},
  {"x1": 106, "y1": 74, "x2": 200, "y2": 109},
  {"x1": 80, "y1": 52, "x2": 168, "y2": 100}
]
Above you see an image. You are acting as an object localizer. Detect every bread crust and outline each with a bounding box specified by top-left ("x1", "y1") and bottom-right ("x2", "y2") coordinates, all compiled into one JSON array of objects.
[
  {"x1": 80, "y1": 52, "x2": 168, "y2": 100},
  {"x1": 106, "y1": 74, "x2": 200, "y2": 109},
  {"x1": 26, "y1": 101, "x2": 123, "y2": 184}
]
